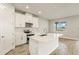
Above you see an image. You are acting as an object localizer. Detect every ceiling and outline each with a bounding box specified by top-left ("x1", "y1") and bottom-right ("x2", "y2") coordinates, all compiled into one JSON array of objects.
[{"x1": 13, "y1": 3, "x2": 79, "y2": 20}]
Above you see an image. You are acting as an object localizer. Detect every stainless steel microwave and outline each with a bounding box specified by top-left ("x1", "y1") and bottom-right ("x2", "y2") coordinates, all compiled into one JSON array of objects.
[{"x1": 25, "y1": 22, "x2": 33, "y2": 28}]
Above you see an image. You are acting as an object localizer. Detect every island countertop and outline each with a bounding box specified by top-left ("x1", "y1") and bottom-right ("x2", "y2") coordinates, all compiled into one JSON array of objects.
[
  {"x1": 29, "y1": 33, "x2": 63, "y2": 42},
  {"x1": 29, "y1": 33, "x2": 62, "y2": 55}
]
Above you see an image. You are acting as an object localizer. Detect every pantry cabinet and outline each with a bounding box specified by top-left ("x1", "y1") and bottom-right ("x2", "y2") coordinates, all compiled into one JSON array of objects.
[{"x1": 0, "y1": 4, "x2": 15, "y2": 55}]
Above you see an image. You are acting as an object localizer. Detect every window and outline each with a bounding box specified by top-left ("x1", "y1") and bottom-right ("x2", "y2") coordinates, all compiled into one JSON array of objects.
[{"x1": 55, "y1": 22, "x2": 67, "y2": 31}]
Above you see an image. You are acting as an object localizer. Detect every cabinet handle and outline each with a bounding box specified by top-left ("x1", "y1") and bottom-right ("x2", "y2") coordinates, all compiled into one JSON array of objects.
[{"x1": 1, "y1": 36, "x2": 4, "y2": 38}]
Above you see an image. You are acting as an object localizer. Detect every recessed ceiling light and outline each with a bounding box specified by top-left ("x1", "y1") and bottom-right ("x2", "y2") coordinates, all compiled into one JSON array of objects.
[
  {"x1": 38, "y1": 11, "x2": 42, "y2": 14},
  {"x1": 53, "y1": 6, "x2": 57, "y2": 8},
  {"x1": 26, "y1": 5, "x2": 29, "y2": 9},
  {"x1": 0, "y1": 4, "x2": 6, "y2": 9}
]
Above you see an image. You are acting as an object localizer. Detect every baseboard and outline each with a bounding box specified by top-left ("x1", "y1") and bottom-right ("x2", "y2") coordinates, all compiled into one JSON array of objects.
[{"x1": 15, "y1": 43, "x2": 27, "y2": 47}]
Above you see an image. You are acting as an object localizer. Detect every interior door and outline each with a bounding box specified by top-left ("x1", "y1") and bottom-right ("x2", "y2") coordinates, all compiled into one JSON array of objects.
[
  {"x1": 0, "y1": 4, "x2": 15, "y2": 55},
  {"x1": 0, "y1": 16, "x2": 9, "y2": 54}
]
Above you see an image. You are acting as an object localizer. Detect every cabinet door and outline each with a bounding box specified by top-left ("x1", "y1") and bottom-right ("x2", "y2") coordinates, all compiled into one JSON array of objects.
[
  {"x1": 25, "y1": 13, "x2": 33, "y2": 23},
  {"x1": 32, "y1": 17, "x2": 39, "y2": 28},
  {"x1": 15, "y1": 30, "x2": 23, "y2": 45},
  {"x1": 22, "y1": 33, "x2": 27, "y2": 44},
  {"x1": 15, "y1": 30, "x2": 26, "y2": 46},
  {"x1": 15, "y1": 13, "x2": 21, "y2": 27},
  {"x1": 15, "y1": 12, "x2": 25, "y2": 27}
]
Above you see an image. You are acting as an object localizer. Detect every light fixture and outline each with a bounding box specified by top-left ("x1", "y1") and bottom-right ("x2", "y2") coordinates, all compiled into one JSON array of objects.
[
  {"x1": 38, "y1": 11, "x2": 42, "y2": 14},
  {"x1": 26, "y1": 5, "x2": 29, "y2": 9}
]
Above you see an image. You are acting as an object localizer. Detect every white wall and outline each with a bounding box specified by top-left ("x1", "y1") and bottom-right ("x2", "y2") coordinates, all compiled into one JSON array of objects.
[{"x1": 49, "y1": 15, "x2": 79, "y2": 39}]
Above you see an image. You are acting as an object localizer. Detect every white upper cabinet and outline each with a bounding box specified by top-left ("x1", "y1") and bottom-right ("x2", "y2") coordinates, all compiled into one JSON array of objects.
[
  {"x1": 15, "y1": 12, "x2": 25, "y2": 27},
  {"x1": 15, "y1": 13, "x2": 39, "y2": 28},
  {"x1": 25, "y1": 13, "x2": 39, "y2": 28},
  {"x1": 32, "y1": 16, "x2": 39, "y2": 28},
  {"x1": 25, "y1": 13, "x2": 33, "y2": 23}
]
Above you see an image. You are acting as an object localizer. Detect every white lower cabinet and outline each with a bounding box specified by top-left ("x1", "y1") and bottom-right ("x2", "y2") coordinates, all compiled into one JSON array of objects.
[{"x1": 15, "y1": 29, "x2": 27, "y2": 46}]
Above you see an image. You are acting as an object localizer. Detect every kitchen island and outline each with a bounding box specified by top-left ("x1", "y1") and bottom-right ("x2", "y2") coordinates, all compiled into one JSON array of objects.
[{"x1": 29, "y1": 33, "x2": 62, "y2": 55}]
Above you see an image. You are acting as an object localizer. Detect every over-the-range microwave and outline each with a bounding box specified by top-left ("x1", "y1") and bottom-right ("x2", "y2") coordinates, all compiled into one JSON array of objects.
[{"x1": 25, "y1": 22, "x2": 33, "y2": 28}]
